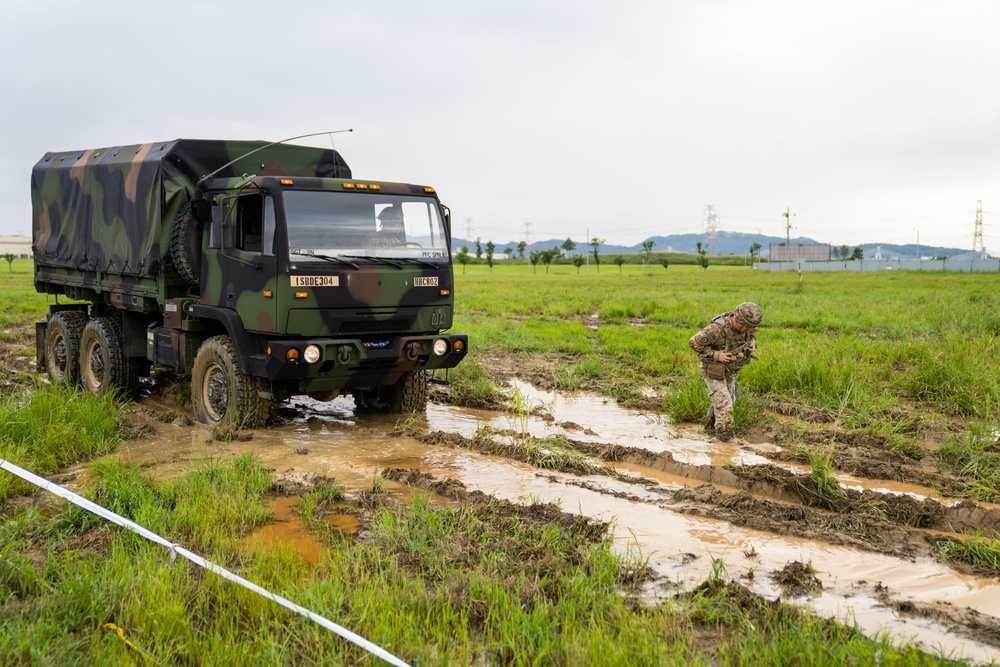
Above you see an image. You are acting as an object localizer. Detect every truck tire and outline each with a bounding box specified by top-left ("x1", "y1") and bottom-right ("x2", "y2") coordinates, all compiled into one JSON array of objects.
[
  {"x1": 79, "y1": 316, "x2": 140, "y2": 397},
  {"x1": 192, "y1": 336, "x2": 270, "y2": 429},
  {"x1": 169, "y1": 201, "x2": 202, "y2": 285},
  {"x1": 44, "y1": 311, "x2": 89, "y2": 387},
  {"x1": 354, "y1": 371, "x2": 428, "y2": 414}
]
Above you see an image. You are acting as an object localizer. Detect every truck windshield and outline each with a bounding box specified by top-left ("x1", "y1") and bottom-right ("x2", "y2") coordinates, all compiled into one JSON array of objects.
[{"x1": 283, "y1": 191, "x2": 450, "y2": 263}]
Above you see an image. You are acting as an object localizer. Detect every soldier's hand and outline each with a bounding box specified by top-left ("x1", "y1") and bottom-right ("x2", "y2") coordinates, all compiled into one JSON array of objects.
[
  {"x1": 749, "y1": 340, "x2": 757, "y2": 351},
  {"x1": 718, "y1": 351, "x2": 733, "y2": 363}
]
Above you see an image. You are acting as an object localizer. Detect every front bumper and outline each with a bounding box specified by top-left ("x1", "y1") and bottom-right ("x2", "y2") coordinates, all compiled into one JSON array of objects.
[{"x1": 257, "y1": 333, "x2": 468, "y2": 391}]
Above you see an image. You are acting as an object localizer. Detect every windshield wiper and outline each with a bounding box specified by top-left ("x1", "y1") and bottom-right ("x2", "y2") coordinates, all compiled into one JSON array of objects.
[
  {"x1": 290, "y1": 251, "x2": 359, "y2": 269},
  {"x1": 398, "y1": 257, "x2": 438, "y2": 268},
  {"x1": 338, "y1": 254, "x2": 404, "y2": 269}
]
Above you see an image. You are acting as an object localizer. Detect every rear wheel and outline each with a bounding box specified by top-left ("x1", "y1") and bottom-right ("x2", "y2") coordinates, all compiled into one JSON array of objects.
[
  {"x1": 44, "y1": 311, "x2": 88, "y2": 387},
  {"x1": 79, "y1": 316, "x2": 139, "y2": 397},
  {"x1": 192, "y1": 336, "x2": 270, "y2": 428},
  {"x1": 353, "y1": 371, "x2": 428, "y2": 414}
]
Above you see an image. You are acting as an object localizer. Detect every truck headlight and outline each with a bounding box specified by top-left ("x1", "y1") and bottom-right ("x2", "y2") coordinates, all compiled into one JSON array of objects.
[
  {"x1": 304, "y1": 344, "x2": 321, "y2": 364},
  {"x1": 433, "y1": 339, "x2": 448, "y2": 356}
]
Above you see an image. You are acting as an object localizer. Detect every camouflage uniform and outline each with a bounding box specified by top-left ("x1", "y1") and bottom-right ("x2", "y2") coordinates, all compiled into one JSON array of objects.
[{"x1": 688, "y1": 303, "x2": 761, "y2": 441}]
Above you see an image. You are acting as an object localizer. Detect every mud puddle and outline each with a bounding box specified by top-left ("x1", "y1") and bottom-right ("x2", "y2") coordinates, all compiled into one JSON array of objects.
[
  {"x1": 99, "y1": 383, "x2": 1000, "y2": 664},
  {"x1": 245, "y1": 496, "x2": 327, "y2": 565}
]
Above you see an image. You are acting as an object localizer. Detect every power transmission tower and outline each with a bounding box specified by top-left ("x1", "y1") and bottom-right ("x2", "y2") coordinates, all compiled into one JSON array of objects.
[
  {"x1": 703, "y1": 205, "x2": 720, "y2": 255},
  {"x1": 462, "y1": 217, "x2": 475, "y2": 242},
  {"x1": 783, "y1": 207, "x2": 795, "y2": 242},
  {"x1": 972, "y1": 200, "x2": 987, "y2": 259},
  {"x1": 519, "y1": 221, "x2": 535, "y2": 247},
  {"x1": 520, "y1": 221, "x2": 535, "y2": 272}
]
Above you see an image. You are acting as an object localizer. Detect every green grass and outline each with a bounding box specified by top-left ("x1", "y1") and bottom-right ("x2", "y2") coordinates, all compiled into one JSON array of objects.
[
  {"x1": 936, "y1": 531, "x2": 1000, "y2": 570},
  {"x1": 451, "y1": 265, "x2": 1000, "y2": 477},
  {"x1": 0, "y1": 383, "x2": 125, "y2": 501},
  {"x1": 807, "y1": 445, "x2": 847, "y2": 500},
  {"x1": 1, "y1": 453, "x2": 970, "y2": 666},
  {"x1": 0, "y1": 259, "x2": 48, "y2": 377},
  {"x1": 299, "y1": 481, "x2": 345, "y2": 527},
  {"x1": 1, "y1": 256, "x2": 994, "y2": 665},
  {"x1": 440, "y1": 355, "x2": 505, "y2": 407},
  {"x1": 938, "y1": 421, "x2": 1000, "y2": 501}
]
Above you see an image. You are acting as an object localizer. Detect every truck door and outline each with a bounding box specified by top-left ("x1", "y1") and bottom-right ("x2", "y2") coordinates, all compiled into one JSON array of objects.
[{"x1": 216, "y1": 193, "x2": 279, "y2": 333}]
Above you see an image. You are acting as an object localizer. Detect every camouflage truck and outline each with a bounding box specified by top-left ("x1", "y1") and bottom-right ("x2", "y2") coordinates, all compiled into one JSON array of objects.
[{"x1": 32, "y1": 139, "x2": 467, "y2": 427}]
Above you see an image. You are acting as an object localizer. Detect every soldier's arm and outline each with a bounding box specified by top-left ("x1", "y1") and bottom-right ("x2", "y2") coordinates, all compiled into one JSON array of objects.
[{"x1": 689, "y1": 324, "x2": 723, "y2": 362}]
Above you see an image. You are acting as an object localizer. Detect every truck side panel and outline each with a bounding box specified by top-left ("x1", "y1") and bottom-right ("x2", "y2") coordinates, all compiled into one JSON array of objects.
[{"x1": 31, "y1": 140, "x2": 352, "y2": 300}]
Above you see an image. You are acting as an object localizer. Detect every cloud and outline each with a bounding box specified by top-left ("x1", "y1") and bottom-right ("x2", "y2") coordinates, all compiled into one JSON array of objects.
[{"x1": 1, "y1": 0, "x2": 998, "y2": 250}]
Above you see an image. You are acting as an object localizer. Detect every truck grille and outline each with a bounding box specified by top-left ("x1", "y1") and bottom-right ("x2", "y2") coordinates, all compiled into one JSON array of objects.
[{"x1": 338, "y1": 319, "x2": 408, "y2": 335}]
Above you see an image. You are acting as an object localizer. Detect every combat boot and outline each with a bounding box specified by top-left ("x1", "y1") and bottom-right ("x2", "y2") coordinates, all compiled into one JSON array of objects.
[{"x1": 715, "y1": 429, "x2": 734, "y2": 442}]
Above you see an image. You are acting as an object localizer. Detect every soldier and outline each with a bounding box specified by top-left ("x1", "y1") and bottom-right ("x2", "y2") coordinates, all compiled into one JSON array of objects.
[
  {"x1": 688, "y1": 302, "x2": 762, "y2": 442},
  {"x1": 374, "y1": 206, "x2": 406, "y2": 246}
]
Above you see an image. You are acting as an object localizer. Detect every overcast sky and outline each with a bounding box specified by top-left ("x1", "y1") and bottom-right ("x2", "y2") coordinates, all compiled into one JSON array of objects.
[{"x1": 2, "y1": 0, "x2": 997, "y2": 250}]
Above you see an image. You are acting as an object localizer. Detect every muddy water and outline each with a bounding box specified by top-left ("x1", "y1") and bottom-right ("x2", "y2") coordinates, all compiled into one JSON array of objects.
[
  {"x1": 99, "y1": 384, "x2": 1000, "y2": 664},
  {"x1": 245, "y1": 496, "x2": 326, "y2": 565}
]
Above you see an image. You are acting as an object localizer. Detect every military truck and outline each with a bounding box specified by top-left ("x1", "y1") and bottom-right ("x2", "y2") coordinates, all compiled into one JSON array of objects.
[{"x1": 32, "y1": 139, "x2": 467, "y2": 427}]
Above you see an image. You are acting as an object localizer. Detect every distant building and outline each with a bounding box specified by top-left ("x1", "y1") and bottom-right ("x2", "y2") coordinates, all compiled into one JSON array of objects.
[
  {"x1": 0, "y1": 235, "x2": 31, "y2": 258},
  {"x1": 769, "y1": 243, "x2": 831, "y2": 262}
]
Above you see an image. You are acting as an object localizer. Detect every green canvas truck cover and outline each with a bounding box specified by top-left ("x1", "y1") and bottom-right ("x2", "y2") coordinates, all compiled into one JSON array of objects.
[{"x1": 31, "y1": 139, "x2": 351, "y2": 278}]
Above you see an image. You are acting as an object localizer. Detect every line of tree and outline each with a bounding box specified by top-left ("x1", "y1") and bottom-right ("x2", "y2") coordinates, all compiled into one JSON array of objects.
[
  {"x1": 455, "y1": 238, "x2": 773, "y2": 270},
  {"x1": 459, "y1": 240, "x2": 870, "y2": 265},
  {"x1": 832, "y1": 245, "x2": 864, "y2": 260}
]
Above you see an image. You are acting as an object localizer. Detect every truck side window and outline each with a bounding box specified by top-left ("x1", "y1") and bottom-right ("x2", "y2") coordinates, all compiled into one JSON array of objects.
[
  {"x1": 237, "y1": 195, "x2": 264, "y2": 253},
  {"x1": 262, "y1": 196, "x2": 276, "y2": 256},
  {"x1": 209, "y1": 205, "x2": 222, "y2": 249}
]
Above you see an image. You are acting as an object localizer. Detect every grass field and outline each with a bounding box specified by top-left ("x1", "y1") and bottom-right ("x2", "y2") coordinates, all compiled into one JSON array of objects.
[
  {"x1": 1, "y1": 258, "x2": 995, "y2": 665},
  {"x1": 448, "y1": 263, "x2": 1000, "y2": 496}
]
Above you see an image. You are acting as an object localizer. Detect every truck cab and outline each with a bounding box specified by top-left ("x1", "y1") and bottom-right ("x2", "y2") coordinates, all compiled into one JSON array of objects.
[{"x1": 33, "y1": 139, "x2": 467, "y2": 428}]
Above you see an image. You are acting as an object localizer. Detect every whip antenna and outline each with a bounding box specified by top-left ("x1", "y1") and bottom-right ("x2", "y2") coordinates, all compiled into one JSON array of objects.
[{"x1": 197, "y1": 129, "x2": 353, "y2": 186}]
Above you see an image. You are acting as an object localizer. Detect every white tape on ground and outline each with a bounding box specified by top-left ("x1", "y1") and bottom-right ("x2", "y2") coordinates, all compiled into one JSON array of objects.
[{"x1": 0, "y1": 457, "x2": 411, "y2": 667}]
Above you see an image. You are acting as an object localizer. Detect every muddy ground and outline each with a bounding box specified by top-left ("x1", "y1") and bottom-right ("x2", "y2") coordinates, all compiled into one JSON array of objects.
[{"x1": 9, "y1": 341, "x2": 1000, "y2": 664}]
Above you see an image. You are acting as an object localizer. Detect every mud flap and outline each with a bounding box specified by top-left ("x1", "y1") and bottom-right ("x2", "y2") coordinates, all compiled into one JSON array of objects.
[{"x1": 35, "y1": 322, "x2": 47, "y2": 369}]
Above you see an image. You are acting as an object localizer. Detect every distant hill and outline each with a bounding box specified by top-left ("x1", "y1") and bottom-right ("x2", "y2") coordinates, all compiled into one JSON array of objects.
[{"x1": 452, "y1": 231, "x2": 980, "y2": 260}]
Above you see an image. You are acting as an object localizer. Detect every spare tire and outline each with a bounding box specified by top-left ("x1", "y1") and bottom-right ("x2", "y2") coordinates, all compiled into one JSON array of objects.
[{"x1": 169, "y1": 201, "x2": 202, "y2": 285}]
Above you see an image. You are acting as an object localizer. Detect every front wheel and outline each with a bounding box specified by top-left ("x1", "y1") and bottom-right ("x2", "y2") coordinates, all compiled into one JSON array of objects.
[
  {"x1": 191, "y1": 336, "x2": 270, "y2": 429},
  {"x1": 353, "y1": 371, "x2": 428, "y2": 414}
]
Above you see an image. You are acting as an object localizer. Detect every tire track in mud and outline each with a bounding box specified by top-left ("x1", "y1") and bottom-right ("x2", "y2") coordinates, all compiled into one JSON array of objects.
[
  {"x1": 381, "y1": 456, "x2": 1000, "y2": 660},
  {"x1": 119, "y1": 382, "x2": 1000, "y2": 663},
  {"x1": 386, "y1": 421, "x2": 1000, "y2": 660},
  {"x1": 402, "y1": 426, "x2": 1000, "y2": 576}
]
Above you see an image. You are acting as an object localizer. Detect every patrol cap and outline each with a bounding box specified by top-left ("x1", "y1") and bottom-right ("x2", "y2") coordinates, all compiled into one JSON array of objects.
[
  {"x1": 734, "y1": 302, "x2": 762, "y2": 328},
  {"x1": 379, "y1": 206, "x2": 403, "y2": 222}
]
